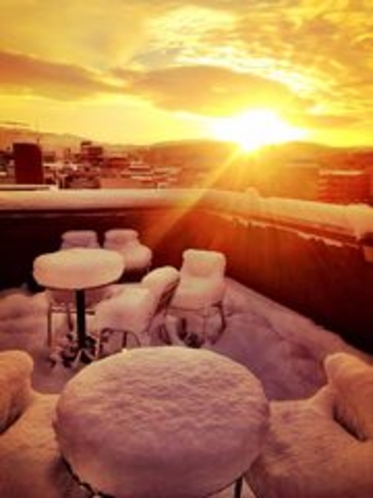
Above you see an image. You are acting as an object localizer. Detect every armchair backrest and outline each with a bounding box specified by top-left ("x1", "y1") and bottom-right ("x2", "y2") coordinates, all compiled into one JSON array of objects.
[
  {"x1": 181, "y1": 249, "x2": 226, "y2": 279},
  {"x1": 324, "y1": 352, "x2": 373, "y2": 441},
  {"x1": 0, "y1": 351, "x2": 34, "y2": 433},
  {"x1": 104, "y1": 229, "x2": 139, "y2": 249},
  {"x1": 60, "y1": 230, "x2": 99, "y2": 249},
  {"x1": 141, "y1": 266, "x2": 180, "y2": 313}
]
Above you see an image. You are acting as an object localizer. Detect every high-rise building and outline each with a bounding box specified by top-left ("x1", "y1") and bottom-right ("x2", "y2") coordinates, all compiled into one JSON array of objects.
[{"x1": 13, "y1": 142, "x2": 44, "y2": 184}]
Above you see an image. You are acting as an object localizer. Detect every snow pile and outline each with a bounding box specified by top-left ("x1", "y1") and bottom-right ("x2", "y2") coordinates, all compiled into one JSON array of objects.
[
  {"x1": 55, "y1": 347, "x2": 269, "y2": 498},
  {"x1": 209, "y1": 279, "x2": 366, "y2": 400}
]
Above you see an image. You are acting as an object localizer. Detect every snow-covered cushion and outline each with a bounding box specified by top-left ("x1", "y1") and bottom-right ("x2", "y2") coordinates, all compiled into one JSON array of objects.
[
  {"x1": 104, "y1": 229, "x2": 138, "y2": 244},
  {"x1": 171, "y1": 276, "x2": 226, "y2": 309},
  {"x1": 182, "y1": 249, "x2": 226, "y2": 278},
  {"x1": 325, "y1": 352, "x2": 373, "y2": 440},
  {"x1": 95, "y1": 287, "x2": 156, "y2": 334},
  {"x1": 0, "y1": 350, "x2": 33, "y2": 433}
]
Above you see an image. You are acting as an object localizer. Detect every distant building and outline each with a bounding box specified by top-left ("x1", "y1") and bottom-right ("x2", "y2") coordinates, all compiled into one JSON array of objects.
[
  {"x1": 80, "y1": 141, "x2": 104, "y2": 166},
  {"x1": 13, "y1": 142, "x2": 44, "y2": 184},
  {"x1": 318, "y1": 169, "x2": 371, "y2": 204}
]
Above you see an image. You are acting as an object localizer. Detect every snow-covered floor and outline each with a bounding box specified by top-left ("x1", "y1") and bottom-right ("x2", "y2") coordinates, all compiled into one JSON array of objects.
[{"x1": 0, "y1": 278, "x2": 371, "y2": 498}]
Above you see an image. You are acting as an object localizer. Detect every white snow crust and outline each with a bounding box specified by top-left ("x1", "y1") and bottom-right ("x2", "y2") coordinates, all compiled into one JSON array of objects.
[
  {"x1": 1, "y1": 188, "x2": 372, "y2": 238},
  {"x1": 33, "y1": 247, "x2": 124, "y2": 290},
  {"x1": 0, "y1": 277, "x2": 371, "y2": 497}
]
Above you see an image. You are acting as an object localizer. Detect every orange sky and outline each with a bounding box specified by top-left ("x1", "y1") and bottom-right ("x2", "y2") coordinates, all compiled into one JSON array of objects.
[{"x1": 0, "y1": 1, "x2": 372, "y2": 148}]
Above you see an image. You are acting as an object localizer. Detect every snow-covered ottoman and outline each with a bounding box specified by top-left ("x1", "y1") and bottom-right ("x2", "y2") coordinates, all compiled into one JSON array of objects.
[
  {"x1": 55, "y1": 347, "x2": 269, "y2": 498},
  {"x1": 246, "y1": 352, "x2": 373, "y2": 498}
]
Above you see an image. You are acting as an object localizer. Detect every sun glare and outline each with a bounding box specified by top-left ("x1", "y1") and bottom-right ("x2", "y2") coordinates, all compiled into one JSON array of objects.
[{"x1": 210, "y1": 109, "x2": 308, "y2": 151}]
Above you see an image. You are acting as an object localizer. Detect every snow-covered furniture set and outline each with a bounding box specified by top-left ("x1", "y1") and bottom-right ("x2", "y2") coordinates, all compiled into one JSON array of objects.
[
  {"x1": 246, "y1": 352, "x2": 373, "y2": 497},
  {"x1": 36, "y1": 228, "x2": 152, "y2": 347},
  {"x1": 40, "y1": 240, "x2": 228, "y2": 356},
  {"x1": 1, "y1": 346, "x2": 372, "y2": 497}
]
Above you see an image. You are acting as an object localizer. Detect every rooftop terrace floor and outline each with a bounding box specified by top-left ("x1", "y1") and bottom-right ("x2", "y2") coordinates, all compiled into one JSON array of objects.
[{"x1": 0, "y1": 278, "x2": 371, "y2": 497}]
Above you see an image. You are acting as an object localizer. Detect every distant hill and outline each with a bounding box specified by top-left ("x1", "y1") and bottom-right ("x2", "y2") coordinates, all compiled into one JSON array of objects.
[
  {"x1": 0, "y1": 126, "x2": 87, "y2": 152},
  {"x1": 1, "y1": 125, "x2": 371, "y2": 158}
]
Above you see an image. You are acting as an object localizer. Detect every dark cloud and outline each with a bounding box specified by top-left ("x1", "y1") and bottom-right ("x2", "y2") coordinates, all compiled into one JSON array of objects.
[
  {"x1": 114, "y1": 64, "x2": 311, "y2": 116},
  {"x1": 0, "y1": 50, "x2": 118, "y2": 100}
]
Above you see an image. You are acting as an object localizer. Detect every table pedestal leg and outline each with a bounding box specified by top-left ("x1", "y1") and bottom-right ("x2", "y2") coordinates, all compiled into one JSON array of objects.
[
  {"x1": 75, "y1": 289, "x2": 86, "y2": 349},
  {"x1": 234, "y1": 476, "x2": 243, "y2": 498}
]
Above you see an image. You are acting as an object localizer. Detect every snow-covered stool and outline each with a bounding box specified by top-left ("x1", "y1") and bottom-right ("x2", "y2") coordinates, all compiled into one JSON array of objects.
[{"x1": 54, "y1": 347, "x2": 269, "y2": 498}]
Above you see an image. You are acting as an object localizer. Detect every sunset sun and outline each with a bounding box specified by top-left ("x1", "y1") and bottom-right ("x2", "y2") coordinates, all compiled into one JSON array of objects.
[{"x1": 210, "y1": 109, "x2": 308, "y2": 151}]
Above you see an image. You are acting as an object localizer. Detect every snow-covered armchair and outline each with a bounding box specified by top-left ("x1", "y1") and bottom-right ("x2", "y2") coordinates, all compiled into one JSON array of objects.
[
  {"x1": 168, "y1": 249, "x2": 227, "y2": 344},
  {"x1": 103, "y1": 228, "x2": 152, "y2": 277},
  {"x1": 0, "y1": 350, "x2": 85, "y2": 498},
  {"x1": 95, "y1": 266, "x2": 180, "y2": 355},
  {"x1": 246, "y1": 352, "x2": 373, "y2": 498}
]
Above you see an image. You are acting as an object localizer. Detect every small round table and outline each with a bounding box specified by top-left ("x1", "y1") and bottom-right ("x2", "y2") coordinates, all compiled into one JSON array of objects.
[
  {"x1": 33, "y1": 248, "x2": 124, "y2": 350},
  {"x1": 55, "y1": 347, "x2": 269, "y2": 498}
]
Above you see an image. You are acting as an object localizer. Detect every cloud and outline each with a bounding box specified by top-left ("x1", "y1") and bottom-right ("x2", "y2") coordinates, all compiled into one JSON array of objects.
[
  {"x1": 0, "y1": 1, "x2": 149, "y2": 69},
  {"x1": 114, "y1": 64, "x2": 311, "y2": 116},
  {"x1": 0, "y1": 50, "x2": 118, "y2": 100},
  {"x1": 0, "y1": 1, "x2": 371, "y2": 145}
]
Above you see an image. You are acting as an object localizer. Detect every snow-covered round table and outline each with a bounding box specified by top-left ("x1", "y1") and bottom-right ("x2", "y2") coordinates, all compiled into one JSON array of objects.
[
  {"x1": 55, "y1": 347, "x2": 269, "y2": 498},
  {"x1": 33, "y1": 248, "x2": 124, "y2": 350}
]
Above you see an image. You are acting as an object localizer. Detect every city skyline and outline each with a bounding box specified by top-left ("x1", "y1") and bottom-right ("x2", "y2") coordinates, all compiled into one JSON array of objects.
[{"x1": 1, "y1": 1, "x2": 372, "y2": 151}]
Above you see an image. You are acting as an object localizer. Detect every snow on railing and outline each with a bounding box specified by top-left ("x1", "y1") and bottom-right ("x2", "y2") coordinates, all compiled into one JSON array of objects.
[{"x1": 0, "y1": 187, "x2": 372, "y2": 240}]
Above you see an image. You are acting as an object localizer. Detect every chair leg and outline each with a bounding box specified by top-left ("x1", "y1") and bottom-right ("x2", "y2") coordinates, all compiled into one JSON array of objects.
[
  {"x1": 47, "y1": 305, "x2": 53, "y2": 347},
  {"x1": 217, "y1": 302, "x2": 226, "y2": 330},
  {"x1": 95, "y1": 328, "x2": 111, "y2": 359},
  {"x1": 65, "y1": 304, "x2": 74, "y2": 331}
]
